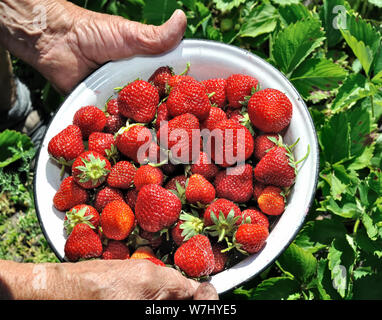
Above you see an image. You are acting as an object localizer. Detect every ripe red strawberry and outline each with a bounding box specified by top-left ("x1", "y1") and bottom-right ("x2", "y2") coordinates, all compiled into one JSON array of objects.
[
  {"x1": 201, "y1": 78, "x2": 227, "y2": 108},
  {"x1": 135, "y1": 184, "x2": 182, "y2": 233},
  {"x1": 211, "y1": 243, "x2": 229, "y2": 274},
  {"x1": 185, "y1": 174, "x2": 216, "y2": 205},
  {"x1": 166, "y1": 80, "x2": 211, "y2": 121},
  {"x1": 203, "y1": 198, "x2": 241, "y2": 242},
  {"x1": 71, "y1": 151, "x2": 111, "y2": 189},
  {"x1": 88, "y1": 132, "x2": 118, "y2": 163},
  {"x1": 200, "y1": 106, "x2": 227, "y2": 131},
  {"x1": 171, "y1": 220, "x2": 186, "y2": 246},
  {"x1": 165, "y1": 175, "x2": 187, "y2": 192},
  {"x1": 155, "y1": 102, "x2": 170, "y2": 130},
  {"x1": 73, "y1": 105, "x2": 107, "y2": 138},
  {"x1": 190, "y1": 151, "x2": 219, "y2": 181},
  {"x1": 48, "y1": 125, "x2": 84, "y2": 169},
  {"x1": 107, "y1": 161, "x2": 136, "y2": 189},
  {"x1": 117, "y1": 80, "x2": 159, "y2": 123},
  {"x1": 234, "y1": 223, "x2": 269, "y2": 254},
  {"x1": 167, "y1": 74, "x2": 195, "y2": 89},
  {"x1": 174, "y1": 234, "x2": 215, "y2": 278},
  {"x1": 53, "y1": 176, "x2": 89, "y2": 211},
  {"x1": 64, "y1": 204, "x2": 100, "y2": 235},
  {"x1": 105, "y1": 98, "x2": 120, "y2": 115},
  {"x1": 253, "y1": 134, "x2": 279, "y2": 160},
  {"x1": 226, "y1": 108, "x2": 245, "y2": 123},
  {"x1": 133, "y1": 165, "x2": 164, "y2": 191},
  {"x1": 93, "y1": 186, "x2": 125, "y2": 213},
  {"x1": 248, "y1": 88, "x2": 293, "y2": 133},
  {"x1": 239, "y1": 208, "x2": 269, "y2": 229},
  {"x1": 253, "y1": 180, "x2": 266, "y2": 201},
  {"x1": 210, "y1": 119, "x2": 254, "y2": 167},
  {"x1": 64, "y1": 223, "x2": 103, "y2": 262},
  {"x1": 100, "y1": 200, "x2": 135, "y2": 240},
  {"x1": 115, "y1": 124, "x2": 153, "y2": 164},
  {"x1": 104, "y1": 113, "x2": 126, "y2": 134},
  {"x1": 214, "y1": 164, "x2": 253, "y2": 203},
  {"x1": 257, "y1": 186, "x2": 285, "y2": 216},
  {"x1": 157, "y1": 113, "x2": 200, "y2": 163},
  {"x1": 226, "y1": 74, "x2": 258, "y2": 108},
  {"x1": 124, "y1": 188, "x2": 139, "y2": 211},
  {"x1": 253, "y1": 146, "x2": 296, "y2": 188},
  {"x1": 148, "y1": 66, "x2": 174, "y2": 98},
  {"x1": 102, "y1": 240, "x2": 130, "y2": 260}
]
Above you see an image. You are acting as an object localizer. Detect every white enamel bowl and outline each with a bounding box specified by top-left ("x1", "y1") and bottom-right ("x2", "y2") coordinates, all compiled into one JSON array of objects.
[{"x1": 34, "y1": 39, "x2": 319, "y2": 295}]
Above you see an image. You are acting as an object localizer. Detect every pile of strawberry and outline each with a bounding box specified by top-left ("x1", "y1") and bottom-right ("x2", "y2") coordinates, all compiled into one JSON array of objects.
[{"x1": 47, "y1": 64, "x2": 303, "y2": 278}]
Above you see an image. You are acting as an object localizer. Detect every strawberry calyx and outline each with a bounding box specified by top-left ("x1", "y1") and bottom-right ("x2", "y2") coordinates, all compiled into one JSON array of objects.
[
  {"x1": 239, "y1": 85, "x2": 261, "y2": 107},
  {"x1": 168, "y1": 180, "x2": 187, "y2": 204},
  {"x1": 178, "y1": 211, "x2": 204, "y2": 242},
  {"x1": 64, "y1": 207, "x2": 95, "y2": 235},
  {"x1": 75, "y1": 153, "x2": 110, "y2": 186},
  {"x1": 267, "y1": 135, "x2": 310, "y2": 176},
  {"x1": 221, "y1": 231, "x2": 248, "y2": 255},
  {"x1": 205, "y1": 208, "x2": 240, "y2": 243},
  {"x1": 104, "y1": 144, "x2": 119, "y2": 165}
]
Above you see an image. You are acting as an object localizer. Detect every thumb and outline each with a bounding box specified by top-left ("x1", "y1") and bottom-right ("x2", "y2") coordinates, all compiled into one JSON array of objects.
[{"x1": 116, "y1": 9, "x2": 187, "y2": 58}]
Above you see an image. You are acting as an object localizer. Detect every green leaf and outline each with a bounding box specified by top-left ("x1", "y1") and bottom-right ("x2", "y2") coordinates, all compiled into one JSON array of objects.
[
  {"x1": 339, "y1": 13, "x2": 381, "y2": 76},
  {"x1": 277, "y1": 243, "x2": 317, "y2": 283},
  {"x1": 290, "y1": 58, "x2": 347, "y2": 99},
  {"x1": 353, "y1": 273, "x2": 382, "y2": 299},
  {"x1": 238, "y1": 3, "x2": 279, "y2": 39},
  {"x1": 0, "y1": 130, "x2": 34, "y2": 168},
  {"x1": 279, "y1": 3, "x2": 311, "y2": 26},
  {"x1": 323, "y1": 197, "x2": 362, "y2": 219},
  {"x1": 319, "y1": 0, "x2": 349, "y2": 48},
  {"x1": 243, "y1": 277, "x2": 301, "y2": 300},
  {"x1": 271, "y1": 18, "x2": 326, "y2": 76},
  {"x1": 316, "y1": 259, "x2": 341, "y2": 300},
  {"x1": 319, "y1": 112, "x2": 351, "y2": 165},
  {"x1": 212, "y1": 0, "x2": 246, "y2": 13},
  {"x1": 330, "y1": 73, "x2": 376, "y2": 113},
  {"x1": 295, "y1": 219, "x2": 348, "y2": 254},
  {"x1": 142, "y1": 0, "x2": 180, "y2": 25},
  {"x1": 327, "y1": 237, "x2": 356, "y2": 298}
]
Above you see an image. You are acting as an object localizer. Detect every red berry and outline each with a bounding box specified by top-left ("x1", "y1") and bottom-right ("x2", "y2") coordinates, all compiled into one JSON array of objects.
[
  {"x1": 64, "y1": 223, "x2": 103, "y2": 262},
  {"x1": 248, "y1": 88, "x2": 292, "y2": 133},
  {"x1": 73, "y1": 105, "x2": 107, "y2": 138},
  {"x1": 100, "y1": 200, "x2": 135, "y2": 240}
]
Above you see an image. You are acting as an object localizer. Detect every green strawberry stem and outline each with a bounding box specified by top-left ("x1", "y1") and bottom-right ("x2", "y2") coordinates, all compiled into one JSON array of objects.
[
  {"x1": 179, "y1": 62, "x2": 191, "y2": 76},
  {"x1": 295, "y1": 144, "x2": 310, "y2": 166}
]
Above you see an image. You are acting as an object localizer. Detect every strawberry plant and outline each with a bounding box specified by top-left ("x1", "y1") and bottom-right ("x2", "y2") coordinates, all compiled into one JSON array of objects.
[{"x1": 3, "y1": 0, "x2": 382, "y2": 300}]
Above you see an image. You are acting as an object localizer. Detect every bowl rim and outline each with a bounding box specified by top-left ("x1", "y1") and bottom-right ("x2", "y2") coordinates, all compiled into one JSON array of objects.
[{"x1": 33, "y1": 38, "x2": 320, "y2": 290}]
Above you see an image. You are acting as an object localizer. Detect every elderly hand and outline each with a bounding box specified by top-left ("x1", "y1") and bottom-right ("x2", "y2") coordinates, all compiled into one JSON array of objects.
[
  {"x1": 0, "y1": 0, "x2": 187, "y2": 94},
  {"x1": 0, "y1": 259, "x2": 219, "y2": 300}
]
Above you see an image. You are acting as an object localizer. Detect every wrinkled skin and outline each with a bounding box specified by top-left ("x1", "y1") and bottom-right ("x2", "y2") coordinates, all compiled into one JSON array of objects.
[
  {"x1": 0, "y1": 259, "x2": 219, "y2": 300},
  {"x1": 0, "y1": 0, "x2": 187, "y2": 94}
]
